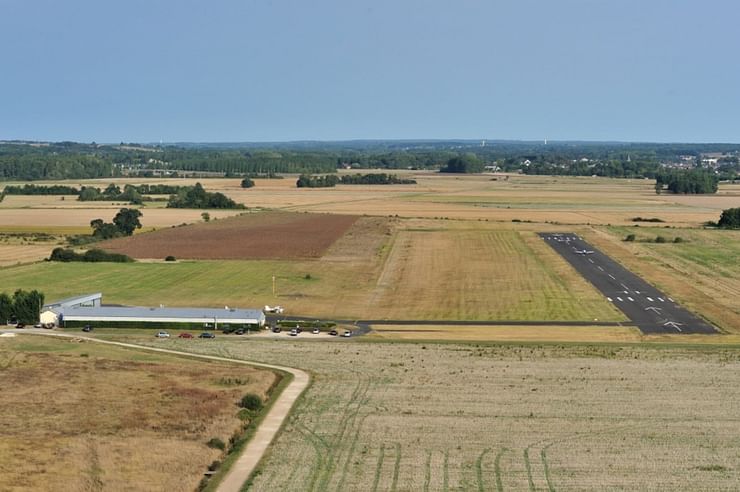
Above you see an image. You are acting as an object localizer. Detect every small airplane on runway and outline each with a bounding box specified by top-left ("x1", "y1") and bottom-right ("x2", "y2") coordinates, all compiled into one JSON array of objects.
[{"x1": 573, "y1": 248, "x2": 594, "y2": 255}]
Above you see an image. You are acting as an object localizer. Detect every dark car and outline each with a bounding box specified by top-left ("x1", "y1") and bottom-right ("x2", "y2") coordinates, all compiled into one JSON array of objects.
[
  {"x1": 82, "y1": 325, "x2": 93, "y2": 332},
  {"x1": 234, "y1": 329, "x2": 245, "y2": 335},
  {"x1": 15, "y1": 323, "x2": 25, "y2": 329},
  {"x1": 328, "y1": 329, "x2": 338, "y2": 336},
  {"x1": 198, "y1": 332, "x2": 216, "y2": 339},
  {"x1": 272, "y1": 326, "x2": 282, "y2": 333}
]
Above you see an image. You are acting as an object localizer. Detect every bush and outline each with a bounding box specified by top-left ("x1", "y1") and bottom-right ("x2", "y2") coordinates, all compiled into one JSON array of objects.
[
  {"x1": 207, "y1": 460, "x2": 221, "y2": 472},
  {"x1": 240, "y1": 177, "x2": 255, "y2": 188},
  {"x1": 206, "y1": 437, "x2": 226, "y2": 450},
  {"x1": 673, "y1": 237, "x2": 685, "y2": 243},
  {"x1": 49, "y1": 247, "x2": 133, "y2": 263},
  {"x1": 164, "y1": 255, "x2": 176, "y2": 261},
  {"x1": 239, "y1": 393, "x2": 263, "y2": 411},
  {"x1": 655, "y1": 236, "x2": 667, "y2": 243},
  {"x1": 624, "y1": 234, "x2": 636, "y2": 242},
  {"x1": 717, "y1": 207, "x2": 740, "y2": 229}
]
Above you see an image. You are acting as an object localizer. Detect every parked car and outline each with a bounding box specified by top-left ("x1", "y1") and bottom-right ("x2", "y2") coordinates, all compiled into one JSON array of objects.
[
  {"x1": 198, "y1": 332, "x2": 216, "y2": 339},
  {"x1": 15, "y1": 323, "x2": 25, "y2": 329},
  {"x1": 178, "y1": 332, "x2": 193, "y2": 339},
  {"x1": 272, "y1": 326, "x2": 282, "y2": 333},
  {"x1": 82, "y1": 325, "x2": 93, "y2": 332},
  {"x1": 328, "y1": 330, "x2": 338, "y2": 336},
  {"x1": 155, "y1": 331, "x2": 170, "y2": 338},
  {"x1": 34, "y1": 323, "x2": 43, "y2": 328},
  {"x1": 289, "y1": 328, "x2": 298, "y2": 336},
  {"x1": 343, "y1": 330, "x2": 352, "y2": 338},
  {"x1": 312, "y1": 328, "x2": 320, "y2": 334}
]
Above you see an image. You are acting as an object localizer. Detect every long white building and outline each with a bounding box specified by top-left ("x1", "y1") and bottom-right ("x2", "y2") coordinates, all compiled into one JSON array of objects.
[{"x1": 40, "y1": 293, "x2": 265, "y2": 328}]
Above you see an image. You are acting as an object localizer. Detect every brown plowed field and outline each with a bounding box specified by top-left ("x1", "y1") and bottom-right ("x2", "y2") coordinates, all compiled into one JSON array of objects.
[{"x1": 99, "y1": 211, "x2": 358, "y2": 260}]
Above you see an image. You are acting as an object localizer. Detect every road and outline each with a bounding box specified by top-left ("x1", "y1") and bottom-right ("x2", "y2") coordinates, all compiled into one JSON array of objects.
[
  {"x1": 6, "y1": 330, "x2": 309, "y2": 492},
  {"x1": 539, "y1": 232, "x2": 717, "y2": 334}
]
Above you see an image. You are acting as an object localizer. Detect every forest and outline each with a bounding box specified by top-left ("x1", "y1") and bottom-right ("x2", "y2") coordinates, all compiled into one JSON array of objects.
[{"x1": 1, "y1": 140, "x2": 738, "y2": 181}]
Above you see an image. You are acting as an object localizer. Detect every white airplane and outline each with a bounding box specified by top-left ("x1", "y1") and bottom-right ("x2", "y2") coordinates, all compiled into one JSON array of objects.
[
  {"x1": 263, "y1": 305, "x2": 284, "y2": 314},
  {"x1": 573, "y1": 249, "x2": 594, "y2": 255}
]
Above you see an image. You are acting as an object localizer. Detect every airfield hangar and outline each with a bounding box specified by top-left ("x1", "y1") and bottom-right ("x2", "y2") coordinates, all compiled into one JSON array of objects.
[{"x1": 40, "y1": 293, "x2": 266, "y2": 329}]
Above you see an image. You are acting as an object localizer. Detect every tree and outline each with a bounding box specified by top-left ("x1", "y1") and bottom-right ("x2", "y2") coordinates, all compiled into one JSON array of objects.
[
  {"x1": 11, "y1": 289, "x2": 44, "y2": 324},
  {"x1": 0, "y1": 292, "x2": 12, "y2": 324},
  {"x1": 717, "y1": 207, "x2": 740, "y2": 229},
  {"x1": 440, "y1": 153, "x2": 484, "y2": 173},
  {"x1": 240, "y1": 177, "x2": 255, "y2": 188},
  {"x1": 90, "y1": 218, "x2": 121, "y2": 239},
  {"x1": 201, "y1": 212, "x2": 210, "y2": 222},
  {"x1": 112, "y1": 208, "x2": 143, "y2": 235}
]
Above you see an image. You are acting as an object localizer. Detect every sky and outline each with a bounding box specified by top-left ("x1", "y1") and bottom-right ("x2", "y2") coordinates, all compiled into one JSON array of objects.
[{"x1": 1, "y1": 0, "x2": 739, "y2": 143}]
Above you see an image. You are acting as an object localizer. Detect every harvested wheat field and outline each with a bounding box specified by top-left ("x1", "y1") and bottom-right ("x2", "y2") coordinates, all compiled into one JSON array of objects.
[
  {"x1": 144, "y1": 338, "x2": 740, "y2": 491},
  {"x1": 100, "y1": 211, "x2": 359, "y2": 260},
  {"x1": 0, "y1": 335, "x2": 277, "y2": 492}
]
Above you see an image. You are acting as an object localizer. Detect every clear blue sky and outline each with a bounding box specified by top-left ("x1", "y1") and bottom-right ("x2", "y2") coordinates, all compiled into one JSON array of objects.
[{"x1": 2, "y1": 0, "x2": 739, "y2": 143}]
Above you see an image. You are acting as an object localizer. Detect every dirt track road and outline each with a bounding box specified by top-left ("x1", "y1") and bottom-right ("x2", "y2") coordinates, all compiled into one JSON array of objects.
[{"x1": 14, "y1": 330, "x2": 309, "y2": 492}]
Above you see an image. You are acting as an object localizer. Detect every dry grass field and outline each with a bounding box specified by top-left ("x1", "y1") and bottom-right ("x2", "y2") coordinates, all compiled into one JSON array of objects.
[
  {"x1": 100, "y1": 211, "x2": 358, "y2": 260},
  {"x1": 135, "y1": 337, "x2": 740, "y2": 491},
  {"x1": 367, "y1": 221, "x2": 623, "y2": 322},
  {"x1": 0, "y1": 335, "x2": 277, "y2": 492},
  {"x1": 0, "y1": 218, "x2": 623, "y2": 324},
  {"x1": 0, "y1": 174, "x2": 735, "y2": 337}
]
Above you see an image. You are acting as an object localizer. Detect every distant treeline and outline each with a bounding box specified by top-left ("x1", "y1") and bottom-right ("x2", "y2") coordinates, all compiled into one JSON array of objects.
[
  {"x1": 339, "y1": 173, "x2": 416, "y2": 185},
  {"x1": 655, "y1": 169, "x2": 718, "y2": 194},
  {"x1": 78, "y1": 184, "x2": 188, "y2": 204},
  {"x1": 3, "y1": 184, "x2": 80, "y2": 195},
  {"x1": 297, "y1": 173, "x2": 416, "y2": 188},
  {"x1": 2, "y1": 140, "x2": 740, "y2": 181},
  {"x1": 296, "y1": 174, "x2": 339, "y2": 188},
  {"x1": 167, "y1": 182, "x2": 245, "y2": 209}
]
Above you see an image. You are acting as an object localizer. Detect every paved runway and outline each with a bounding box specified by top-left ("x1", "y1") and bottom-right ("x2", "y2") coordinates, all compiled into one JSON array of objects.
[{"x1": 539, "y1": 233, "x2": 717, "y2": 334}]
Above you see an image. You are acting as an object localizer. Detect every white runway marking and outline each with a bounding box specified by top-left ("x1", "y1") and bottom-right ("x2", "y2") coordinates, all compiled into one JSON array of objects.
[
  {"x1": 668, "y1": 297, "x2": 674, "y2": 302},
  {"x1": 647, "y1": 297, "x2": 654, "y2": 302},
  {"x1": 607, "y1": 297, "x2": 613, "y2": 302},
  {"x1": 588, "y1": 258, "x2": 594, "y2": 263},
  {"x1": 658, "y1": 298, "x2": 665, "y2": 302},
  {"x1": 617, "y1": 297, "x2": 623, "y2": 302},
  {"x1": 628, "y1": 297, "x2": 634, "y2": 301},
  {"x1": 621, "y1": 283, "x2": 629, "y2": 290},
  {"x1": 597, "y1": 266, "x2": 604, "y2": 271},
  {"x1": 608, "y1": 274, "x2": 616, "y2": 280}
]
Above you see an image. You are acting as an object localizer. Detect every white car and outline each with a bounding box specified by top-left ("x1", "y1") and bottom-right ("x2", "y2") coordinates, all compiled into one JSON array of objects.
[
  {"x1": 156, "y1": 331, "x2": 170, "y2": 338},
  {"x1": 343, "y1": 330, "x2": 352, "y2": 338},
  {"x1": 312, "y1": 328, "x2": 320, "y2": 334}
]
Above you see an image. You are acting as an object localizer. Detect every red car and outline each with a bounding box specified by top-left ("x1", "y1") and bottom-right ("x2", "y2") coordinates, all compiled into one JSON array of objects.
[{"x1": 178, "y1": 332, "x2": 193, "y2": 339}]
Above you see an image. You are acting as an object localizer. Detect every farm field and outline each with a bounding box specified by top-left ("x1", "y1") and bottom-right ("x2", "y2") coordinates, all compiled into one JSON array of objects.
[
  {"x1": 0, "y1": 219, "x2": 623, "y2": 324},
  {"x1": 0, "y1": 334, "x2": 277, "y2": 492},
  {"x1": 100, "y1": 211, "x2": 358, "y2": 260},
  {"x1": 135, "y1": 337, "x2": 740, "y2": 491},
  {"x1": 4, "y1": 174, "x2": 737, "y2": 228}
]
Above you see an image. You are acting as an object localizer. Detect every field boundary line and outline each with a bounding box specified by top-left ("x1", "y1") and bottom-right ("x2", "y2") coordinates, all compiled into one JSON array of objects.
[{"x1": 23, "y1": 332, "x2": 310, "y2": 492}]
